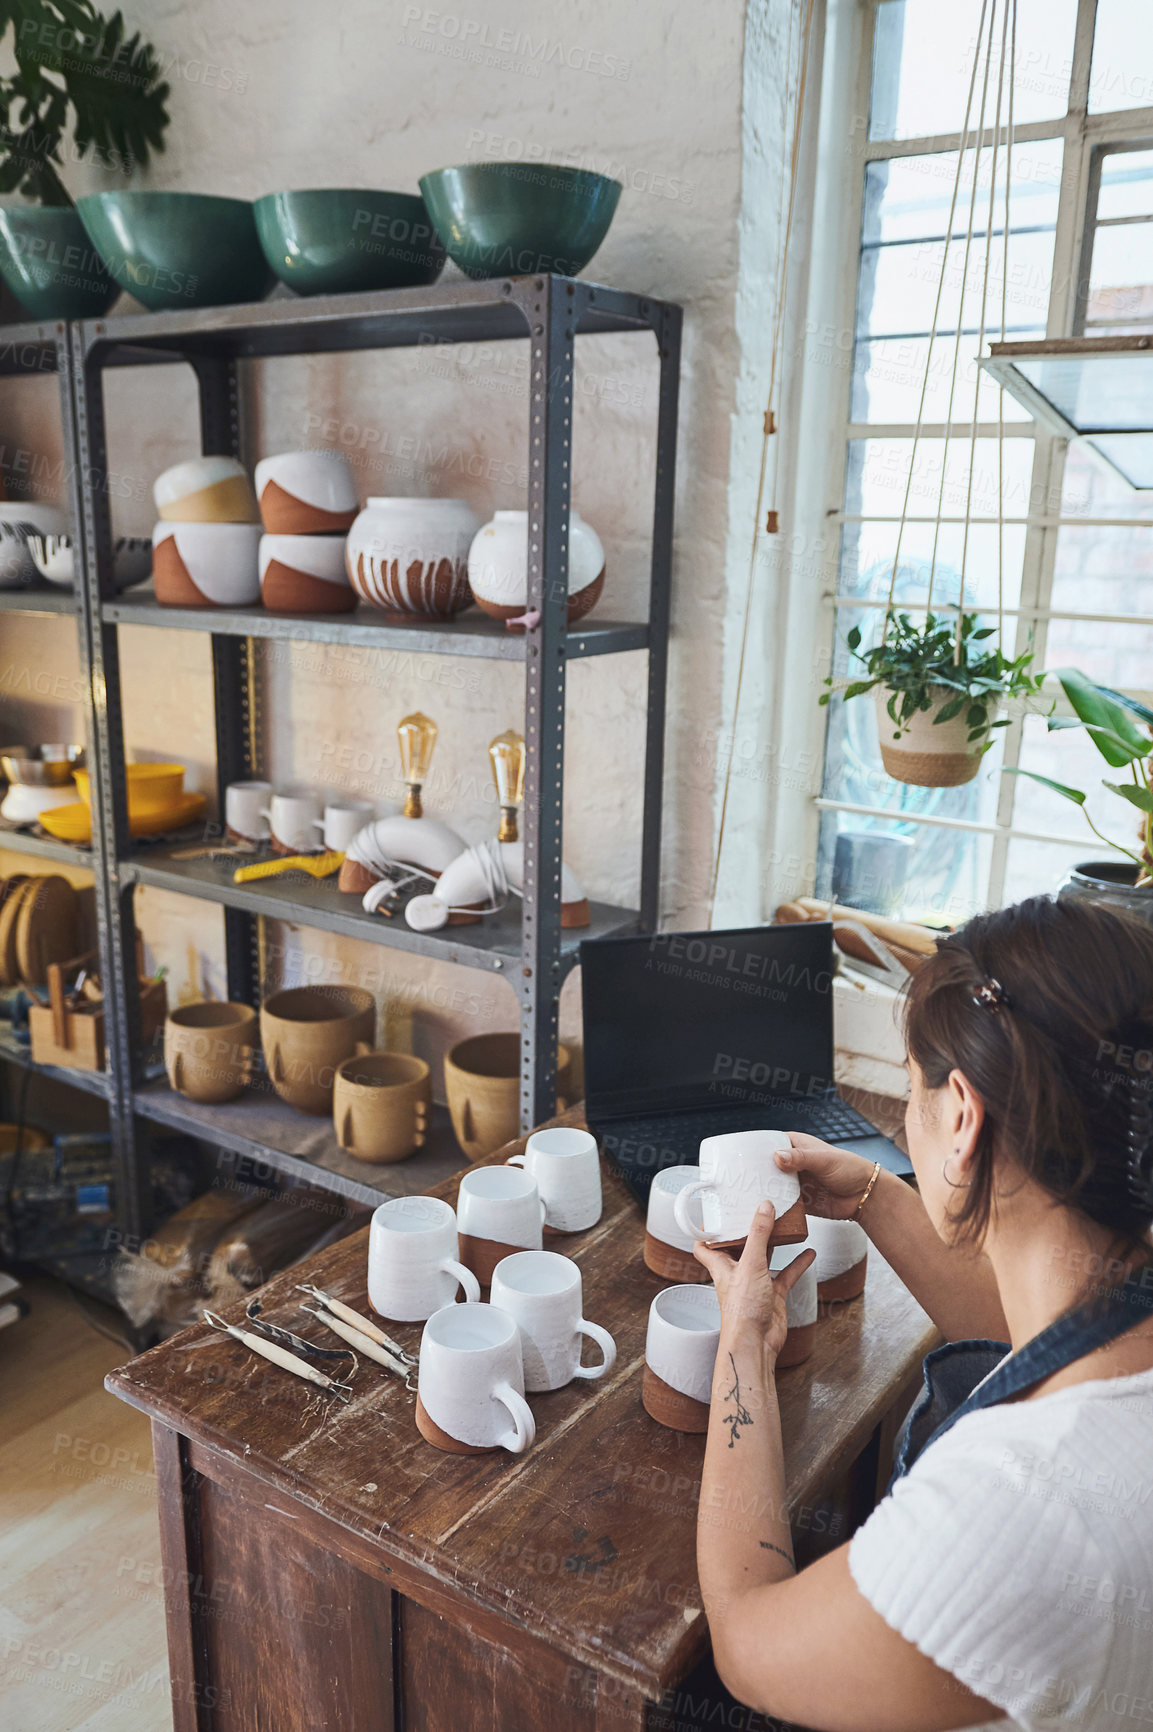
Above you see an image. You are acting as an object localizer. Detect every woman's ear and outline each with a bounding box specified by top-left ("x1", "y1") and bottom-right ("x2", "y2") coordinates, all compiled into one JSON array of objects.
[{"x1": 946, "y1": 1068, "x2": 986, "y2": 1180}]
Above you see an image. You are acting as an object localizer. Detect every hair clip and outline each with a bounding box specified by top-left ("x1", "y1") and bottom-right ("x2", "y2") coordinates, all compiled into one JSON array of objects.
[{"x1": 973, "y1": 977, "x2": 1010, "y2": 1010}]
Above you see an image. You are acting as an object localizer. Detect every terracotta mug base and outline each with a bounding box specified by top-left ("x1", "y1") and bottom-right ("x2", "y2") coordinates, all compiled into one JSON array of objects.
[
  {"x1": 561, "y1": 897, "x2": 591, "y2": 929},
  {"x1": 817, "y1": 1256, "x2": 868, "y2": 1306},
  {"x1": 225, "y1": 823, "x2": 264, "y2": 846},
  {"x1": 775, "y1": 1321, "x2": 816, "y2": 1369},
  {"x1": 703, "y1": 1196, "x2": 808, "y2": 1251},
  {"x1": 641, "y1": 1364, "x2": 711, "y2": 1433},
  {"x1": 415, "y1": 1394, "x2": 500, "y2": 1455},
  {"x1": 270, "y1": 832, "x2": 322, "y2": 857},
  {"x1": 458, "y1": 1232, "x2": 532, "y2": 1288},
  {"x1": 643, "y1": 1232, "x2": 710, "y2": 1284}
]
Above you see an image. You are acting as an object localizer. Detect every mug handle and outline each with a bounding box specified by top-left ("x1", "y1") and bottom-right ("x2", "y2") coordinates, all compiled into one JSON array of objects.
[
  {"x1": 172, "y1": 1051, "x2": 185, "y2": 1093},
  {"x1": 493, "y1": 1380, "x2": 536, "y2": 1454},
  {"x1": 506, "y1": 1152, "x2": 528, "y2": 1169},
  {"x1": 353, "y1": 1041, "x2": 372, "y2": 1056},
  {"x1": 339, "y1": 1107, "x2": 355, "y2": 1151},
  {"x1": 674, "y1": 1179, "x2": 715, "y2": 1241},
  {"x1": 271, "y1": 1043, "x2": 285, "y2": 1083},
  {"x1": 260, "y1": 805, "x2": 273, "y2": 821},
  {"x1": 439, "y1": 1256, "x2": 481, "y2": 1303},
  {"x1": 572, "y1": 1319, "x2": 616, "y2": 1380}
]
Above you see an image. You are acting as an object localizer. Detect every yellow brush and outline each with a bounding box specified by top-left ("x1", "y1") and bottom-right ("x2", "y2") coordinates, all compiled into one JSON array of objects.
[{"x1": 234, "y1": 851, "x2": 345, "y2": 884}]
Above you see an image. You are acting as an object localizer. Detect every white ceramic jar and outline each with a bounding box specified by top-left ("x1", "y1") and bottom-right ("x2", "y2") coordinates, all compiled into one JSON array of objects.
[
  {"x1": 467, "y1": 509, "x2": 605, "y2": 626},
  {"x1": 345, "y1": 497, "x2": 479, "y2": 617}
]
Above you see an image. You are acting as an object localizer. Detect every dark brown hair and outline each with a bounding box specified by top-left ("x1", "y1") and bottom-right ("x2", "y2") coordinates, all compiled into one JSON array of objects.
[{"x1": 903, "y1": 895, "x2": 1153, "y2": 1247}]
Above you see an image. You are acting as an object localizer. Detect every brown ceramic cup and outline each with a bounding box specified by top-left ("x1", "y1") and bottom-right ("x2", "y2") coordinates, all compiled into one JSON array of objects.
[
  {"x1": 260, "y1": 985, "x2": 375, "y2": 1116},
  {"x1": 164, "y1": 1001, "x2": 257, "y2": 1103},
  {"x1": 444, "y1": 1032, "x2": 572, "y2": 1162},
  {"x1": 333, "y1": 1050, "x2": 431, "y2": 1163}
]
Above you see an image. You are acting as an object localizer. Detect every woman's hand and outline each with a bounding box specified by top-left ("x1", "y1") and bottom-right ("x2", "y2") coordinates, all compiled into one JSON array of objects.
[
  {"x1": 775, "y1": 1133, "x2": 880, "y2": 1221},
  {"x1": 693, "y1": 1201, "x2": 815, "y2": 1360}
]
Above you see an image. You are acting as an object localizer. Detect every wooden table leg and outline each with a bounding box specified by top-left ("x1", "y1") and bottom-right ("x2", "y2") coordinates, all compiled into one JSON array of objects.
[{"x1": 151, "y1": 1420, "x2": 206, "y2": 1732}]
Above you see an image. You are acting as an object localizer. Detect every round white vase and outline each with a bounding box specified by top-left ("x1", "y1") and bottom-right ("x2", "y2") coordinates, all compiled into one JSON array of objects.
[{"x1": 467, "y1": 509, "x2": 605, "y2": 628}]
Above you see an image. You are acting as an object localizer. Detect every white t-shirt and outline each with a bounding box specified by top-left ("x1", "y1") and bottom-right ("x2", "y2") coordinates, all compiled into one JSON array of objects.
[{"x1": 848, "y1": 1367, "x2": 1153, "y2": 1730}]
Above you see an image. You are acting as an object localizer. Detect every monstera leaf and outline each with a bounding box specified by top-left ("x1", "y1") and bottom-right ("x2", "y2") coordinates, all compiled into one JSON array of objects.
[{"x1": 0, "y1": 1, "x2": 168, "y2": 205}]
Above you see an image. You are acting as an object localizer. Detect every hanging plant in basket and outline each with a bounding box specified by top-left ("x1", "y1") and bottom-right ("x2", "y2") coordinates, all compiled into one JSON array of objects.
[{"x1": 821, "y1": 608, "x2": 1045, "y2": 789}]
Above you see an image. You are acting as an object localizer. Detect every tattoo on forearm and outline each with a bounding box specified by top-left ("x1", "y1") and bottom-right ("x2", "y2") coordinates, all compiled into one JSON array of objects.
[
  {"x1": 722, "y1": 1352, "x2": 754, "y2": 1447},
  {"x1": 759, "y1": 1541, "x2": 795, "y2": 1567}
]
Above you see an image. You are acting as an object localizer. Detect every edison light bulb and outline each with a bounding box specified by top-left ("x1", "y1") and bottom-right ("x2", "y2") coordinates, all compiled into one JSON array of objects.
[
  {"x1": 398, "y1": 712, "x2": 437, "y2": 819},
  {"x1": 489, "y1": 729, "x2": 525, "y2": 843}
]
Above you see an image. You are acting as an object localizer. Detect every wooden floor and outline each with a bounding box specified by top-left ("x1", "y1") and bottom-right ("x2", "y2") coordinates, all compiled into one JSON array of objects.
[{"x1": 0, "y1": 1277, "x2": 171, "y2": 1732}]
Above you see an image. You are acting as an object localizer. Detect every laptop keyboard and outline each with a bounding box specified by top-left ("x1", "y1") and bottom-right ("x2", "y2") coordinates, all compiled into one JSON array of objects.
[{"x1": 608, "y1": 1096, "x2": 879, "y2": 1156}]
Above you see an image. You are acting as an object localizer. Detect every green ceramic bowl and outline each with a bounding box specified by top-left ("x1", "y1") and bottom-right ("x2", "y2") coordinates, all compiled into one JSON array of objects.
[
  {"x1": 418, "y1": 162, "x2": 622, "y2": 281},
  {"x1": 75, "y1": 192, "x2": 275, "y2": 312},
  {"x1": 254, "y1": 189, "x2": 446, "y2": 296},
  {"x1": 0, "y1": 205, "x2": 119, "y2": 319}
]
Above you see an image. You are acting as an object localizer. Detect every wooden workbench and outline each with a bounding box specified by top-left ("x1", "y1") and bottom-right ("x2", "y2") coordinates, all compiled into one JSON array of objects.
[{"x1": 107, "y1": 1110, "x2": 936, "y2": 1732}]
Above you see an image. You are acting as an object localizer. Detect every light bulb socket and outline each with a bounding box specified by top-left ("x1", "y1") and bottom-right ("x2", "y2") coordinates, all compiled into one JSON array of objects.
[
  {"x1": 403, "y1": 783, "x2": 423, "y2": 820},
  {"x1": 497, "y1": 806, "x2": 518, "y2": 843}
]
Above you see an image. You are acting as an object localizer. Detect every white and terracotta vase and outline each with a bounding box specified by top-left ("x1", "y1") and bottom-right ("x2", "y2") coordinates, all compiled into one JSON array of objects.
[
  {"x1": 259, "y1": 533, "x2": 356, "y2": 614},
  {"x1": 345, "y1": 497, "x2": 479, "y2": 618},
  {"x1": 152, "y1": 521, "x2": 262, "y2": 607},
  {"x1": 254, "y1": 451, "x2": 359, "y2": 535},
  {"x1": 467, "y1": 508, "x2": 605, "y2": 629},
  {"x1": 875, "y1": 685, "x2": 984, "y2": 788}
]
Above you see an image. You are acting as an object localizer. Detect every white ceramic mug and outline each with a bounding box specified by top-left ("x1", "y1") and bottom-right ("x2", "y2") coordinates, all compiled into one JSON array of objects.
[
  {"x1": 225, "y1": 779, "x2": 271, "y2": 841},
  {"x1": 457, "y1": 1165, "x2": 546, "y2": 1249},
  {"x1": 489, "y1": 1250, "x2": 616, "y2": 1393},
  {"x1": 314, "y1": 799, "x2": 374, "y2": 853},
  {"x1": 368, "y1": 1195, "x2": 481, "y2": 1322},
  {"x1": 263, "y1": 790, "x2": 323, "y2": 853},
  {"x1": 645, "y1": 1284, "x2": 722, "y2": 1404},
  {"x1": 645, "y1": 1165, "x2": 703, "y2": 1251},
  {"x1": 674, "y1": 1130, "x2": 800, "y2": 1244},
  {"x1": 418, "y1": 1301, "x2": 536, "y2": 1453},
  {"x1": 507, "y1": 1126, "x2": 602, "y2": 1233}
]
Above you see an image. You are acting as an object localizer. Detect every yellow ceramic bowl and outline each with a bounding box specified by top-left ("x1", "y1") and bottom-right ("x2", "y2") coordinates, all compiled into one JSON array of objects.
[{"x1": 73, "y1": 762, "x2": 185, "y2": 813}]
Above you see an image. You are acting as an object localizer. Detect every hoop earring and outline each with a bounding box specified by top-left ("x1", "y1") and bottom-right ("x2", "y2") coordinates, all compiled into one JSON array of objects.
[{"x1": 942, "y1": 1153, "x2": 972, "y2": 1190}]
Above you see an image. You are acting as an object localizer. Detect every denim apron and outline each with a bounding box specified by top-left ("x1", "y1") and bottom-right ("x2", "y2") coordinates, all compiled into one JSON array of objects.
[{"x1": 890, "y1": 1263, "x2": 1153, "y2": 1488}]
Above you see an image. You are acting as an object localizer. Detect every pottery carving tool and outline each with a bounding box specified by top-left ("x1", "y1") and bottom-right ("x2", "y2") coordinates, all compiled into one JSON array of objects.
[
  {"x1": 299, "y1": 1301, "x2": 417, "y2": 1386},
  {"x1": 170, "y1": 841, "x2": 256, "y2": 860},
  {"x1": 296, "y1": 1283, "x2": 416, "y2": 1364},
  {"x1": 233, "y1": 850, "x2": 344, "y2": 885},
  {"x1": 203, "y1": 1308, "x2": 354, "y2": 1399}
]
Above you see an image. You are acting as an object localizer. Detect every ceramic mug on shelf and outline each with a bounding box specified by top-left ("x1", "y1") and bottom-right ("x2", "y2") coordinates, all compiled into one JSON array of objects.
[
  {"x1": 444, "y1": 1032, "x2": 572, "y2": 1162},
  {"x1": 644, "y1": 1164, "x2": 711, "y2": 1284},
  {"x1": 642, "y1": 1283, "x2": 722, "y2": 1432},
  {"x1": 368, "y1": 1195, "x2": 480, "y2": 1323},
  {"x1": 225, "y1": 779, "x2": 271, "y2": 843},
  {"x1": 415, "y1": 1300, "x2": 535, "y2": 1455},
  {"x1": 260, "y1": 984, "x2": 375, "y2": 1115},
  {"x1": 333, "y1": 1049, "x2": 431, "y2": 1164},
  {"x1": 314, "y1": 799, "x2": 375, "y2": 854},
  {"x1": 673, "y1": 1130, "x2": 806, "y2": 1248},
  {"x1": 164, "y1": 1001, "x2": 257, "y2": 1104},
  {"x1": 506, "y1": 1125, "x2": 601, "y2": 1235},
  {"x1": 263, "y1": 791, "x2": 324, "y2": 855},
  {"x1": 770, "y1": 1245, "x2": 819, "y2": 1367},
  {"x1": 456, "y1": 1164, "x2": 545, "y2": 1286},
  {"x1": 489, "y1": 1250, "x2": 616, "y2": 1393}
]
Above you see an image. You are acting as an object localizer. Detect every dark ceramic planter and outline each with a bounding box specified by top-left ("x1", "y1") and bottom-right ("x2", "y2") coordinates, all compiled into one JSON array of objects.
[
  {"x1": 0, "y1": 205, "x2": 119, "y2": 319},
  {"x1": 255, "y1": 189, "x2": 445, "y2": 296},
  {"x1": 419, "y1": 162, "x2": 621, "y2": 280},
  {"x1": 1058, "y1": 860, "x2": 1153, "y2": 924},
  {"x1": 76, "y1": 192, "x2": 275, "y2": 312}
]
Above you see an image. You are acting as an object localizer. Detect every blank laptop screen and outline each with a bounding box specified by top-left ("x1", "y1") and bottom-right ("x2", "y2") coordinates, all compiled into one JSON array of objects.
[{"x1": 580, "y1": 924, "x2": 836, "y2": 1119}]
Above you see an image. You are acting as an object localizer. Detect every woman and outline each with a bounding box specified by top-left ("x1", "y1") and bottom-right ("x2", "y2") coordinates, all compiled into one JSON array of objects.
[{"x1": 695, "y1": 896, "x2": 1153, "y2": 1731}]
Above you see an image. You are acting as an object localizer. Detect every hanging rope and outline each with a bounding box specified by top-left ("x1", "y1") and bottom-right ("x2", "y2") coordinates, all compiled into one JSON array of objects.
[
  {"x1": 881, "y1": 0, "x2": 992, "y2": 634},
  {"x1": 955, "y1": 0, "x2": 1012, "y2": 659},
  {"x1": 707, "y1": 0, "x2": 816, "y2": 927}
]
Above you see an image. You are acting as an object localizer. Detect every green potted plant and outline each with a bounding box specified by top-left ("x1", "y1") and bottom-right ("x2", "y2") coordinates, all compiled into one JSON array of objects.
[
  {"x1": 0, "y1": 2, "x2": 168, "y2": 320},
  {"x1": 1007, "y1": 668, "x2": 1153, "y2": 919},
  {"x1": 821, "y1": 607, "x2": 1045, "y2": 788}
]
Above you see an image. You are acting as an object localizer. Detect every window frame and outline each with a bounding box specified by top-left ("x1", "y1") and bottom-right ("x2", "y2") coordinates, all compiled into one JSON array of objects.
[{"x1": 798, "y1": 0, "x2": 1153, "y2": 916}]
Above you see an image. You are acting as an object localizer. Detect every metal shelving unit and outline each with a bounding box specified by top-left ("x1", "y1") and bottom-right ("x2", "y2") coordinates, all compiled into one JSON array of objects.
[{"x1": 65, "y1": 273, "x2": 679, "y2": 1236}]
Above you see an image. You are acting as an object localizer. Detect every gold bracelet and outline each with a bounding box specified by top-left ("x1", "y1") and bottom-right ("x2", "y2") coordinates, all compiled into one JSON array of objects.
[{"x1": 852, "y1": 1160, "x2": 882, "y2": 1221}]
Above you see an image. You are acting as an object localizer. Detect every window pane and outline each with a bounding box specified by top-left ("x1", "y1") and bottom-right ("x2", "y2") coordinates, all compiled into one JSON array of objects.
[
  {"x1": 853, "y1": 334, "x2": 1041, "y2": 423},
  {"x1": 1085, "y1": 222, "x2": 1153, "y2": 332},
  {"x1": 1050, "y1": 524, "x2": 1153, "y2": 620},
  {"x1": 1090, "y1": 0, "x2": 1153, "y2": 114},
  {"x1": 862, "y1": 144, "x2": 1064, "y2": 247},
  {"x1": 845, "y1": 437, "x2": 1037, "y2": 524},
  {"x1": 1001, "y1": 837, "x2": 1099, "y2": 903},
  {"x1": 1012, "y1": 712, "x2": 1136, "y2": 850},
  {"x1": 1059, "y1": 440, "x2": 1153, "y2": 518},
  {"x1": 870, "y1": 0, "x2": 1077, "y2": 142},
  {"x1": 837, "y1": 517, "x2": 1027, "y2": 613},
  {"x1": 816, "y1": 809, "x2": 991, "y2": 926},
  {"x1": 1043, "y1": 616, "x2": 1153, "y2": 693},
  {"x1": 1096, "y1": 149, "x2": 1153, "y2": 221}
]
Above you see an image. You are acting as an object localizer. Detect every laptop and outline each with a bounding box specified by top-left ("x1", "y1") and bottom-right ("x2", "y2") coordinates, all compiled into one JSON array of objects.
[{"x1": 580, "y1": 922, "x2": 913, "y2": 1206}]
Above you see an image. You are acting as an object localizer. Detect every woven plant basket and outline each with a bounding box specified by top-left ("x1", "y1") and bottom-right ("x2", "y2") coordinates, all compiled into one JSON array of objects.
[{"x1": 875, "y1": 686, "x2": 983, "y2": 788}]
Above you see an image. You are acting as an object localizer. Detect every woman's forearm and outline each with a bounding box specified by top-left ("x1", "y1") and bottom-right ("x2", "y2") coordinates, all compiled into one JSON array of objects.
[
  {"x1": 861, "y1": 1170, "x2": 1007, "y2": 1341},
  {"x1": 697, "y1": 1321, "x2": 795, "y2": 1654}
]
